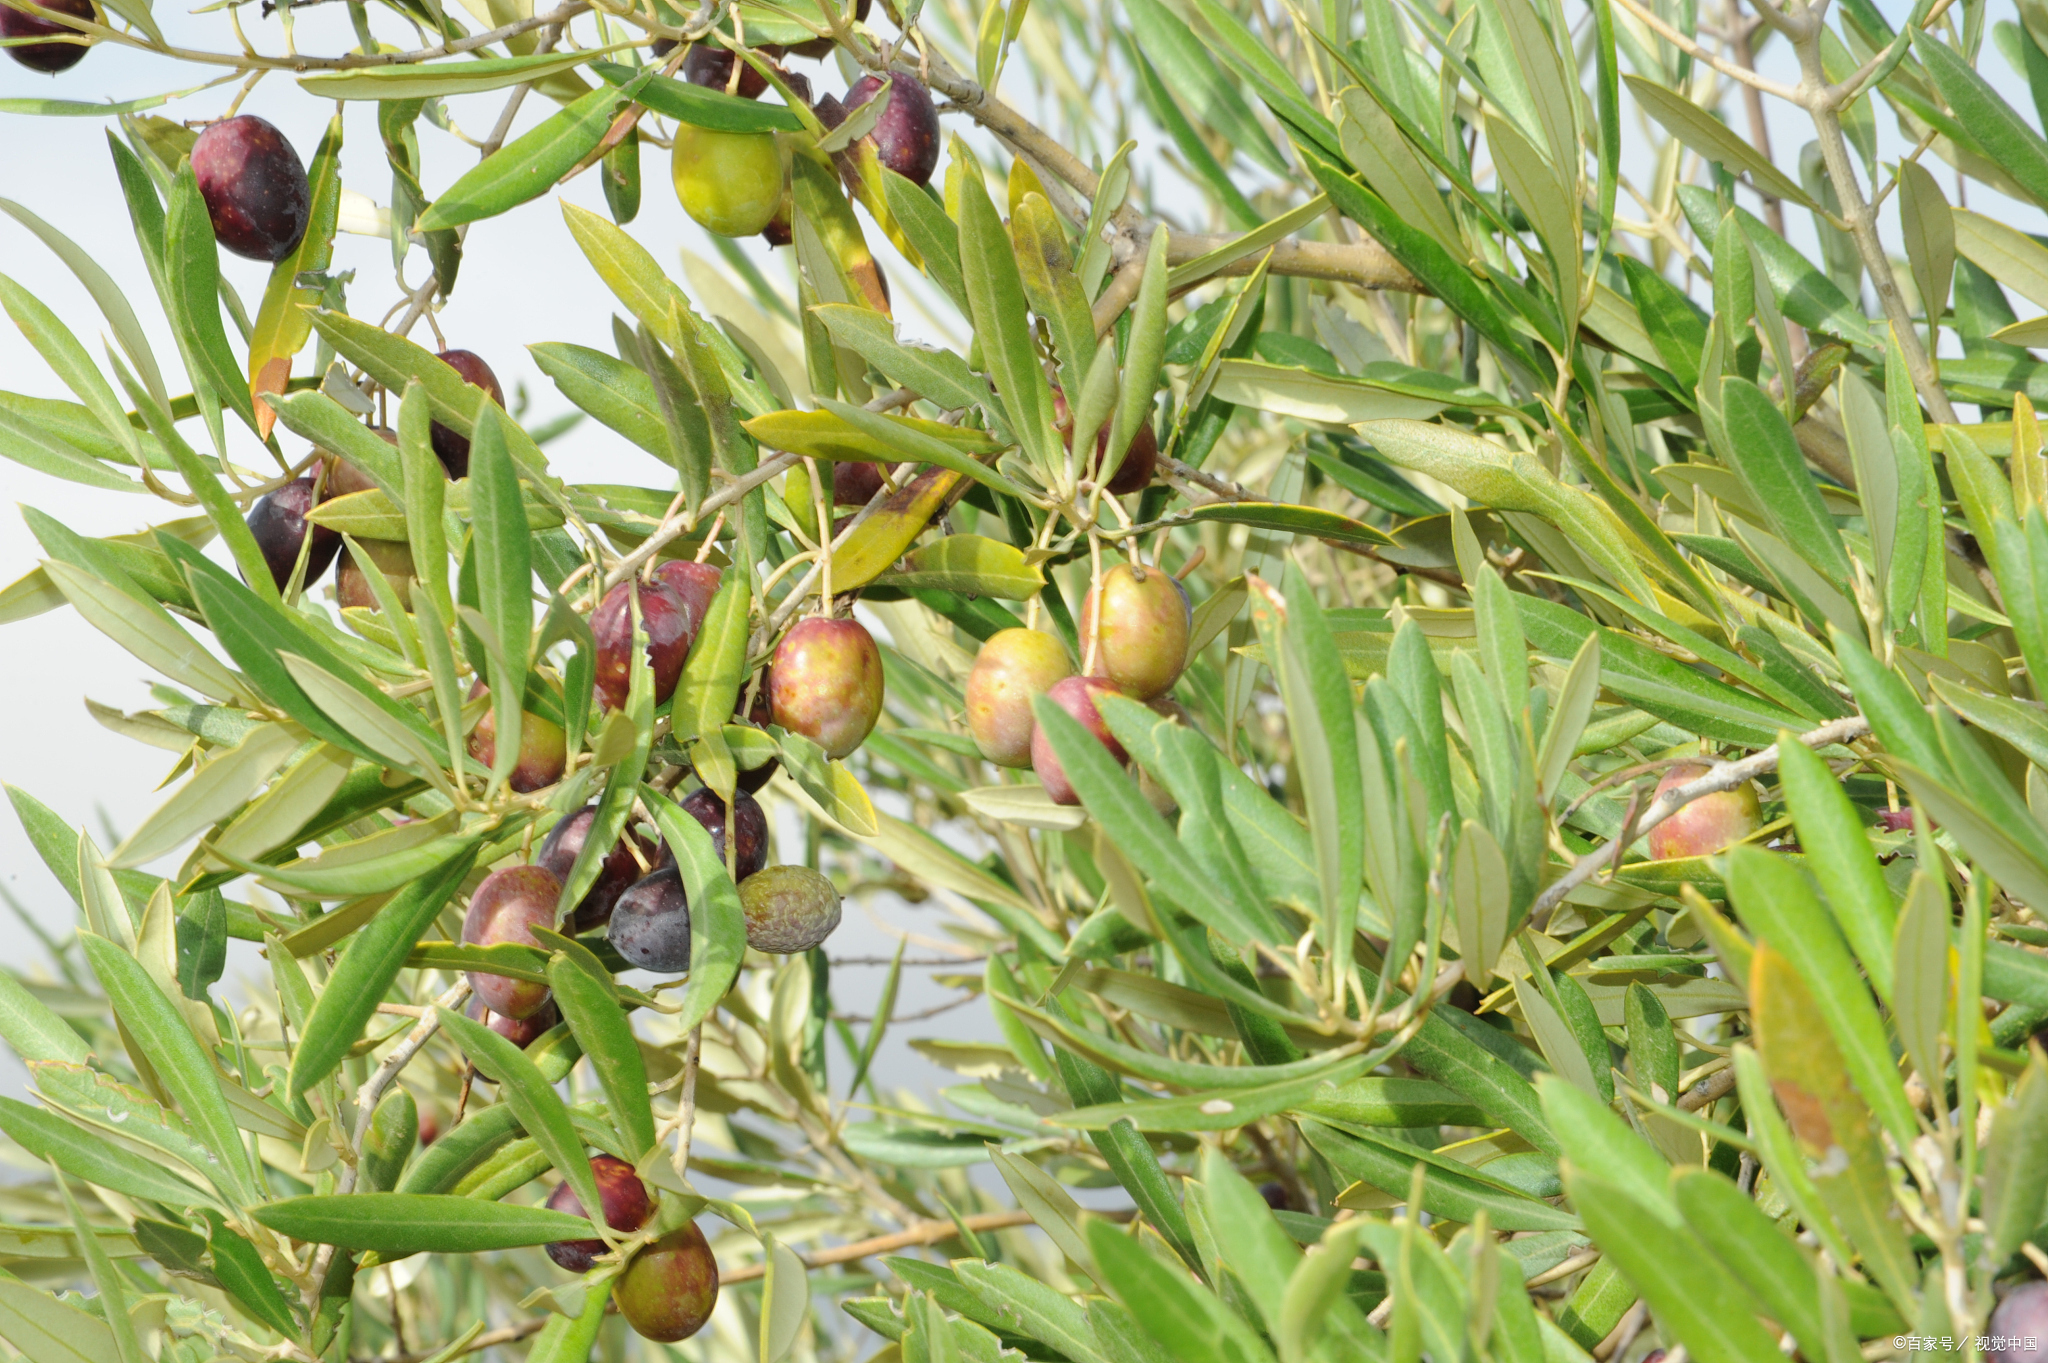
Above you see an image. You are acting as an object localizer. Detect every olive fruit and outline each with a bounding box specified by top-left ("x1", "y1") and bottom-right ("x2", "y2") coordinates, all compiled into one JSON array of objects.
[
  {"x1": 191, "y1": 115, "x2": 311, "y2": 262},
  {"x1": 767, "y1": 617, "x2": 883, "y2": 759},
  {"x1": 2, "y1": 0, "x2": 94, "y2": 72},
  {"x1": 543, "y1": 1154, "x2": 655, "y2": 1273},
  {"x1": 679, "y1": 787, "x2": 769, "y2": 880},
  {"x1": 607, "y1": 865, "x2": 692, "y2": 972},
  {"x1": 671, "y1": 125, "x2": 786, "y2": 238},
  {"x1": 616, "y1": 1222, "x2": 719, "y2": 1343},
  {"x1": 1645, "y1": 762, "x2": 1763, "y2": 861},
  {"x1": 429, "y1": 349, "x2": 504, "y2": 478},
  {"x1": 459, "y1": 866, "x2": 563, "y2": 1019},
  {"x1": 591, "y1": 577, "x2": 694, "y2": 711},
  {"x1": 1991, "y1": 1283, "x2": 2048, "y2": 1363},
  {"x1": 842, "y1": 73, "x2": 940, "y2": 185},
  {"x1": 1077, "y1": 562, "x2": 1190, "y2": 701},
  {"x1": 966, "y1": 628, "x2": 1073, "y2": 768},
  {"x1": 653, "y1": 560, "x2": 722, "y2": 658},
  {"x1": 462, "y1": 997, "x2": 559, "y2": 1084},
  {"x1": 683, "y1": 41, "x2": 770, "y2": 98},
  {"x1": 1031, "y1": 675, "x2": 1127, "y2": 806},
  {"x1": 788, "y1": 0, "x2": 868, "y2": 55},
  {"x1": 1991, "y1": 1282, "x2": 2048, "y2": 1363},
  {"x1": 335, "y1": 539, "x2": 417, "y2": 612},
  {"x1": 738, "y1": 864, "x2": 842, "y2": 954},
  {"x1": 1052, "y1": 386, "x2": 1157, "y2": 495},
  {"x1": 247, "y1": 476, "x2": 339, "y2": 592},
  {"x1": 537, "y1": 805, "x2": 657, "y2": 930},
  {"x1": 466, "y1": 682, "x2": 567, "y2": 793},
  {"x1": 761, "y1": 210, "x2": 793, "y2": 248},
  {"x1": 833, "y1": 461, "x2": 886, "y2": 506}
]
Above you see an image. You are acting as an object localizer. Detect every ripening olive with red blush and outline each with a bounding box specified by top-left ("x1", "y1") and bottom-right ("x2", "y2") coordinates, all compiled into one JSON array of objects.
[
  {"x1": 966, "y1": 628, "x2": 1073, "y2": 768},
  {"x1": 1032, "y1": 675, "x2": 1128, "y2": 806},
  {"x1": 1078, "y1": 562, "x2": 1191, "y2": 701},
  {"x1": 537, "y1": 805, "x2": 657, "y2": 930},
  {"x1": 428, "y1": 350, "x2": 504, "y2": 478},
  {"x1": 654, "y1": 560, "x2": 722, "y2": 658},
  {"x1": 616, "y1": 1222, "x2": 720, "y2": 1342},
  {"x1": 591, "y1": 577, "x2": 695, "y2": 711},
  {"x1": 462, "y1": 997, "x2": 559, "y2": 1084},
  {"x1": 1644, "y1": 762, "x2": 1763, "y2": 861},
  {"x1": 191, "y1": 116, "x2": 311, "y2": 262},
  {"x1": 460, "y1": 866, "x2": 563, "y2": 1019},
  {"x1": 2, "y1": 0, "x2": 95, "y2": 73},
  {"x1": 543, "y1": 1154, "x2": 655, "y2": 1273},
  {"x1": 246, "y1": 476, "x2": 340, "y2": 592},
  {"x1": 607, "y1": 865, "x2": 692, "y2": 972},
  {"x1": 679, "y1": 787, "x2": 769, "y2": 881},
  {"x1": 466, "y1": 681, "x2": 567, "y2": 793},
  {"x1": 768, "y1": 617, "x2": 883, "y2": 759},
  {"x1": 843, "y1": 73, "x2": 941, "y2": 186}
]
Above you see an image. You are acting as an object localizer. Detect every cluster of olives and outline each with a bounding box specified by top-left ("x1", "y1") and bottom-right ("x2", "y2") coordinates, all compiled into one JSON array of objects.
[
  {"x1": 244, "y1": 345, "x2": 504, "y2": 595},
  {"x1": 542, "y1": 1153, "x2": 719, "y2": 1342},
  {"x1": 966, "y1": 561, "x2": 1191, "y2": 804},
  {"x1": 667, "y1": 35, "x2": 942, "y2": 245}
]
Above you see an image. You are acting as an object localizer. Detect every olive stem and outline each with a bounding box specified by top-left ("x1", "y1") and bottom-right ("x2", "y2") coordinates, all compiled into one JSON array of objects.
[
  {"x1": 1528, "y1": 715, "x2": 1872, "y2": 928},
  {"x1": 303, "y1": 978, "x2": 472, "y2": 1314},
  {"x1": 669, "y1": 1024, "x2": 702, "y2": 1179}
]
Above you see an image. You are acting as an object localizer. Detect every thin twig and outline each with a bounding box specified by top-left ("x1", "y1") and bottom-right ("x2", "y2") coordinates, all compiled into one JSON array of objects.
[
  {"x1": 719, "y1": 1211, "x2": 1037, "y2": 1283},
  {"x1": 1529, "y1": 716, "x2": 1871, "y2": 926}
]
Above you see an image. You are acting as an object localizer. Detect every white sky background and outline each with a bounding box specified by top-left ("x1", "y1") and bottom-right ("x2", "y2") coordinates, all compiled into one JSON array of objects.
[{"x1": 0, "y1": 0, "x2": 2040, "y2": 1098}]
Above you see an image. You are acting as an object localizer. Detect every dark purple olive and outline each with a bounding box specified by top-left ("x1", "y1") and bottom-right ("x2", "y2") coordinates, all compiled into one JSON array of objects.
[
  {"x1": 1, "y1": 0, "x2": 94, "y2": 73},
  {"x1": 428, "y1": 349, "x2": 503, "y2": 478},
  {"x1": 683, "y1": 42, "x2": 771, "y2": 98},
  {"x1": 1258, "y1": 1181, "x2": 1290, "y2": 1211},
  {"x1": 833, "y1": 461, "x2": 886, "y2": 506},
  {"x1": 843, "y1": 73, "x2": 940, "y2": 186},
  {"x1": 191, "y1": 115, "x2": 311, "y2": 262},
  {"x1": 246, "y1": 476, "x2": 339, "y2": 592},
  {"x1": 813, "y1": 94, "x2": 845, "y2": 130},
  {"x1": 1991, "y1": 1282, "x2": 2048, "y2": 1363},
  {"x1": 537, "y1": 805, "x2": 657, "y2": 930},
  {"x1": 650, "y1": 35, "x2": 677, "y2": 58},
  {"x1": 543, "y1": 1154, "x2": 654, "y2": 1272},
  {"x1": 607, "y1": 865, "x2": 692, "y2": 972},
  {"x1": 677, "y1": 787, "x2": 768, "y2": 881}
]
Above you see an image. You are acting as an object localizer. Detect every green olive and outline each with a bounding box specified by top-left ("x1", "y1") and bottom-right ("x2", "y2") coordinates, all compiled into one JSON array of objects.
[{"x1": 671, "y1": 126, "x2": 787, "y2": 238}]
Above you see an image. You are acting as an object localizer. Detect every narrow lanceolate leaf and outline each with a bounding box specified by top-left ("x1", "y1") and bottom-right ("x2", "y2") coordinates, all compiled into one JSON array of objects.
[
  {"x1": 0, "y1": 1267, "x2": 123, "y2": 1363},
  {"x1": 287, "y1": 846, "x2": 479, "y2": 1100},
  {"x1": 0, "y1": 192, "x2": 167, "y2": 410},
  {"x1": 645, "y1": 786, "x2": 746, "y2": 1032},
  {"x1": 547, "y1": 952, "x2": 655, "y2": 1159},
  {"x1": 109, "y1": 722, "x2": 299, "y2": 868},
  {"x1": 1777, "y1": 736, "x2": 1896, "y2": 998},
  {"x1": 299, "y1": 50, "x2": 613, "y2": 100},
  {"x1": 416, "y1": 77, "x2": 638, "y2": 232},
  {"x1": 254, "y1": 1193, "x2": 594, "y2": 1253},
  {"x1": 671, "y1": 568, "x2": 748, "y2": 746},
  {"x1": 54, "y1": 1166, "x2": 147, "y2": 1363},
  {"x1": 437, "y1": 1004, "x2": 603, "y2": 1230},
  {"x1": 0, "y1": 970, "x2": 91, "y2": 1064},
  {"x1": 0, "y1": 1098, "x2": 212, "y2": 1209},
  {"x1": 468, "y1": 402, "x2": 532, "y2": 793},
  {"x1": 249, "y1": 115, "x2": 342, "y2": 438},
  {"x1": 164, "y1": 165, "x2": 259, "y2": 445},
  {"x1": 955, "y1": 142, "x2": 1056, "y2": 473},
  {"x1": 0, "y1": 274, "x2": 138, "y2": 463},
  {"x1": 76, "y1": 933, "x2": 259, "y2": 1209}
]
